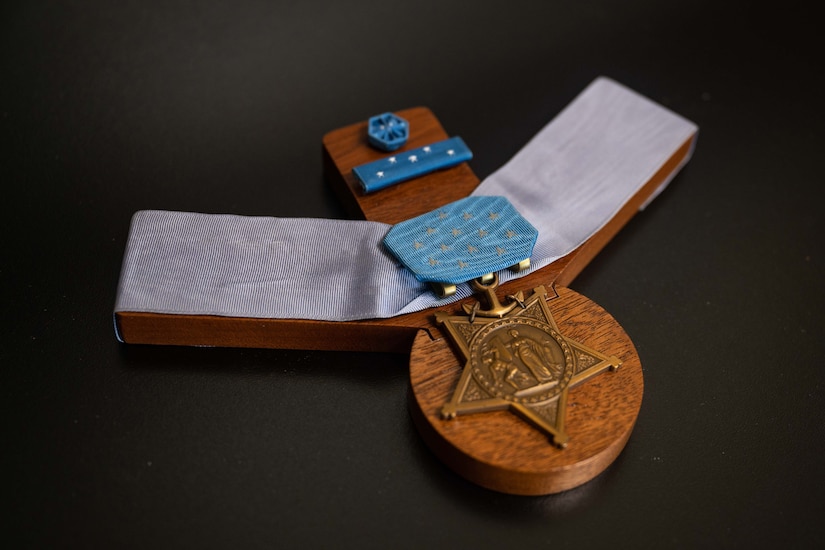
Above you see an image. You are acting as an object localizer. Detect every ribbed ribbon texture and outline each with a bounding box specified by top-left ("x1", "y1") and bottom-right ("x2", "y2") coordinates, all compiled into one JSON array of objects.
[{"x1": 114, "y1": 77, "x2": 698, "y2": 327}]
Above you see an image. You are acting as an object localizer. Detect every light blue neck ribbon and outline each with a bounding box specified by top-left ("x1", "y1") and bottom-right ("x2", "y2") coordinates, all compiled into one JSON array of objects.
[{"x1": 114, "y1": 77, "x2": 697, "y2": 329}]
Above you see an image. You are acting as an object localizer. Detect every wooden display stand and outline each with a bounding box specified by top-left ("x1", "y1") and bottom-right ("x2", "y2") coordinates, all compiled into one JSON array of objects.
[{"x1": 115, "y1": 107, "x2": 695, "y2": 495}]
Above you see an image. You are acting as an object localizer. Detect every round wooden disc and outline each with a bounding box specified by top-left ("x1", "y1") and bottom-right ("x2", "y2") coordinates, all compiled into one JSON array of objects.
[{"x1": 408, "y1": 286, "x2": 643, "y2": 495}]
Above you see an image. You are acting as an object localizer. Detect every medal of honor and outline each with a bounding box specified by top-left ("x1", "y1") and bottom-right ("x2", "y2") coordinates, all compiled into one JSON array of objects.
[
  {"x1": 114, "y1": 78, "x2": 697, "y2": 495},
  {"x1": 436, "y1": 278, "x2": 621, "y2": 449}
]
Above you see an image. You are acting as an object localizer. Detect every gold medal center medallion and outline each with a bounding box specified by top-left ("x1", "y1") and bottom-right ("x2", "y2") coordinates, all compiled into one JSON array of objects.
[{"x1": 469, "y1": 317, "x2": 573, "y2": 404}]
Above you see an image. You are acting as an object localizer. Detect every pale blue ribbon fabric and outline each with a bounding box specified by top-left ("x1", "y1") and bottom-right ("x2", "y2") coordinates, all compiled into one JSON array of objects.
[{"x1": 114, "y1": 77, "x2": 698, "y2": 329}]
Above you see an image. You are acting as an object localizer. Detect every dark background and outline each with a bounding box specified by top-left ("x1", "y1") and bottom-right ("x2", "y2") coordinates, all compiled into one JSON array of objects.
[{"x1": 3, "y1": 1, "x2": 823, "y2": 547}]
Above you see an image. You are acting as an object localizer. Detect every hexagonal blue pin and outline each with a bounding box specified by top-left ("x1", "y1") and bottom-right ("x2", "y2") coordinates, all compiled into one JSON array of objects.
[{"x1": 367, "y1": 112, "x2": 408, "y2": 151}]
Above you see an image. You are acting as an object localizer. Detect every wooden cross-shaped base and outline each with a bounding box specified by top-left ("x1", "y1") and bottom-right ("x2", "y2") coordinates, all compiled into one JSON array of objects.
[{"x1": 116, "y1": 107, "x2": 694, "y2": 495}]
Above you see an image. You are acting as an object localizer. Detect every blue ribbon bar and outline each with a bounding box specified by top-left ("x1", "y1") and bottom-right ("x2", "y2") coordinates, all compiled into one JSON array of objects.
[{"x1": 352, "y1": 136, "x2": 472, "y2": 193}]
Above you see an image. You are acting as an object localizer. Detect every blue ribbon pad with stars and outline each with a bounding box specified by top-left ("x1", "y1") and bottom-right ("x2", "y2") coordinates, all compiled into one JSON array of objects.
[
  {"x1": 383, "y1": 196, "x2": 538, "y2": 284},
  {"x1": 352, "y1": 136, "x2": 472, "y2": 193}
]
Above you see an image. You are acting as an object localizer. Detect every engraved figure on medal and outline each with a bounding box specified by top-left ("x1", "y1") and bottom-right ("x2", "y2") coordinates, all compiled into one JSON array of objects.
[{"x1": 471, "y1": 318, "x2": 572, "y2": 400}]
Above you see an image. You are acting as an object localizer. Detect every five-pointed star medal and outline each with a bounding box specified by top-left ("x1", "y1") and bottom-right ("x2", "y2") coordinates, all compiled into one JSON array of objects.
[{"x1": 436, "y1": 286, "x2": 622, "y2": 448}]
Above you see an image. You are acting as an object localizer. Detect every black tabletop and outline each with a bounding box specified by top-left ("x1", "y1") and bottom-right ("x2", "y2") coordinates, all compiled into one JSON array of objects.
[{"x1": 3, "y1": 1, "x2": 823, "y2": 548}]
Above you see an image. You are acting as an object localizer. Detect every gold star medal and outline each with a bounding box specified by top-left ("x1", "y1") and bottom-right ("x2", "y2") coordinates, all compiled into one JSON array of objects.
[{"x1": 437, "y1": 277, "x2": 621, "y2": 448}]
